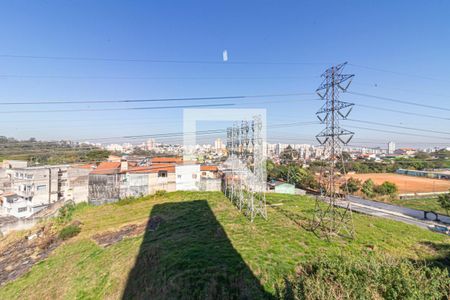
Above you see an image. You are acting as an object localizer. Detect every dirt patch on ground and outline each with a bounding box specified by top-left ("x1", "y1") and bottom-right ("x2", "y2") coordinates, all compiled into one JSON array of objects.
[
  {"x1": 347, "y1": 173, "x2": 450, "y2": 194},
  {"x1": 0, "y1": 222, "x2": 61, "y2": 286},
  {"x1": 0, "y1": 215, "x2": 18, "y2": 228},
  {"x1": 92, "y1": 216, "x2": 163, "y2": 248}
]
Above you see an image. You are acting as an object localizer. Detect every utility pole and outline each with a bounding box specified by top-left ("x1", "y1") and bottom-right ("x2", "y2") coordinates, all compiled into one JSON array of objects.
[{"x1": 312, "y1": 62, "x2": 355, "y2": 238}]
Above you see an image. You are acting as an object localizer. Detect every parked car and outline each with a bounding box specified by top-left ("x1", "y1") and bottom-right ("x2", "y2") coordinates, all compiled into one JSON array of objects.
[{"x1": 428, "y1": 224, "x2": 450, "y2": 235}]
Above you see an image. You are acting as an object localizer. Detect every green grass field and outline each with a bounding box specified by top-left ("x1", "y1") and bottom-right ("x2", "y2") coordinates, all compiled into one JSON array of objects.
[
  {"x1": 0, "y1": 192, "x2": 449, "y2": 299},
  {"x1": 390, "y1": 197, "x2": 448, "y2": 216}
]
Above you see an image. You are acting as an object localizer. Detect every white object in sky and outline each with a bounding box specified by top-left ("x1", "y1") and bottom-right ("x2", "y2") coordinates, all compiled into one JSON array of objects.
[{"x1": 222, "y1": 50, "x2": 228, "y2": 62}]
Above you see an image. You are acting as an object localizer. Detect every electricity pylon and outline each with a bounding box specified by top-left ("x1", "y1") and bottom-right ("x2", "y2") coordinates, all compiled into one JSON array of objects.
[
  {"x1": 312, "y1": 62, "x2": 355, "y2": 239},
  {"x1": 224, "y1": 115, "x2": 267, "y2": 221}
]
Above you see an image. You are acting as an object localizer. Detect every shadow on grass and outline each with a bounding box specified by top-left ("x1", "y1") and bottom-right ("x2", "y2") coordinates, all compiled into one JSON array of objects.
[
  {"x1": 122, "y1": 200, "x2": 273, "y2": 300},
  {"x1": 420, "y1": 241, "x2": 450, "y2": 269}
]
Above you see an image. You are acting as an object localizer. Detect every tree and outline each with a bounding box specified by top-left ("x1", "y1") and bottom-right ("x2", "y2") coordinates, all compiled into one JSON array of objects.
[
  {"x1": 341, "y1": 178, "x2": 361, "y2": 194},
  {"x1": 86, "y1": 150, "x2": 110, "y2": 162},
  {"x1": 341, "y1": 151, "x2": 352, "y2": 161},
  {"x1": 414, "y1": 151, "x2": 430, "y2": 160},
  {"x1": 374, "y1": 181, "x2": 398, "y2": 196},
  {"x1": 267, "y1": 159, "x2": 284, "y2": 181},
  {"x1": 361, "y1": 179, "x2": 374, "y2": 197},
  {"x1": 437, "y1": 191, "x2": 450, "y2": 216}
]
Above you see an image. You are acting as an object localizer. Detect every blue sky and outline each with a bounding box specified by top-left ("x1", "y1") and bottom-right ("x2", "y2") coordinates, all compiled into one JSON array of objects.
[{"x1": 0, "y1": 1, "x2": 449, "y2": 148}]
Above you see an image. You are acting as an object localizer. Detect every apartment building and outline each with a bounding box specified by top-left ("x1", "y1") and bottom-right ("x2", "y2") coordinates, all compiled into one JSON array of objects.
[{"x1": 0, "y1": 160, "x2": 93, "y2": 218}]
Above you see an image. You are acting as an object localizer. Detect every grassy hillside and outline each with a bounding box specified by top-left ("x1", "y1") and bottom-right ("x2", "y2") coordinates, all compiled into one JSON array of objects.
[{"x1": 0, "y1": 192, "x2": 449, "y2": 299}]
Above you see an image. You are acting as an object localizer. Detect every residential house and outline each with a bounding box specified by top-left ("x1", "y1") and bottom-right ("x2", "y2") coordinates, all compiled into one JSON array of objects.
[
  {"x1": 0, "y1": 192, "x2": 33, "y2": 218},
  {"x1": 0, "y1": 161, "x2": 98, "y2": 217},
  {"x1": 88, "y1": 161, "x2": 123, "y2": 205},
  {"x1": 176, "y1": 164, "x2": 201, "y2": 191}
]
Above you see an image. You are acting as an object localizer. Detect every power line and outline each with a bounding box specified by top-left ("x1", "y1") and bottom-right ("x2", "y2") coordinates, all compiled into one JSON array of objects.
[
  {"x1": 352, "y1": 82, "x2": 450, "y2": 100},
  {"x1": 0, "y1": 74, "x2": 318, "y2": 80},
  {"x1": 346, "y1": 119, "x2": 450, "y2": 136},
  {"x1": 348, "y1": 63, "x2": 450, "y2": 83},
  {"x1": 356, "y1": 103, "x2": 450, "y2": 121},
  {"x1": 349, "y1": 91, "x2": 450, "y2": 112},
  {"x1": 0, "y1": 103, "x2": 234, "y2": 114},
  {"x1": 0, "y1": 53, "x2": 329, "y2": 65},
  {"x1": 0, "y1": 92, "x2": 314, "y2": 105},
  {"x1": 75, "y1": 121, "x2": 320, "y2": 142},
  {"x1": 346, "y1": 125, "x2": 450, "y2": 140}
]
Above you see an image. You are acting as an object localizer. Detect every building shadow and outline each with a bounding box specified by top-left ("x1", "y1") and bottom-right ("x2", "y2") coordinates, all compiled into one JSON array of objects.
[{"x1": 122, "y1": 200, "x2": 273, "y2": 300}]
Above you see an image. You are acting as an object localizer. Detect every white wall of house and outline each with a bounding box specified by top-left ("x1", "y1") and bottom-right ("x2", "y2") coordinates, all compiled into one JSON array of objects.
[
  {"x1": 176, "y1": 165, "x2": 201, "y2": 191},
  {"x1": 67, "y1": 167, "x2": 91, "y2": 203},
  {"x1": 149, "y1": 172, "x2": 176, "y2": 194},
  {"x1": 7, "y1": 165, "x2": 69, "y2": 207},
  {"x1": 122, "y1": 173, "x2": 149, "y2": 198},
  {"x1": 1, "y1": 195, "x2": 32, "y2": 218}
]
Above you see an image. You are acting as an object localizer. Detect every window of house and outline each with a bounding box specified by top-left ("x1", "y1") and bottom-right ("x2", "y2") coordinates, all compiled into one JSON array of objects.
[
  {"x1": 37, "y1": 185, "x2": 46, "y2": 191},
  {"x1": 158, "y1": 171, "x2": 167, "y2": 178},
  {"x1": 202, "y1": 172, "x2": 206, "y2": 176},
  {"x1": 18, "y1": 207, "x2": 27, "y2": 212},
  {"x1": 26, "y1": 174, "x2": 33, "y2": 179},
  {"x1": 192, "y1": 174, "x2": 197, "y2": 179}
]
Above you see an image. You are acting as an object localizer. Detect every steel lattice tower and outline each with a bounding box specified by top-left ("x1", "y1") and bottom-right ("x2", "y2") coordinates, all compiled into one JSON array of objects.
[
  {"x1": 224, "y1": 115, "x2": 267, "y2": 221},
  {"x1": 312, "y1": 62, "x2": 355, "y2": 238}
]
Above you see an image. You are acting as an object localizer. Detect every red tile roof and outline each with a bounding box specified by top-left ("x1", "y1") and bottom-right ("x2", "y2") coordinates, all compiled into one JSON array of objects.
[
  {"x1": 90, "y1": 162, "x2": 121, "y2": 175},
  {"x1": 128, "y1": 164, "x2": 175, "y2": 174},
  {"x1": 200, "y1": 165, "x2": 218, "y2": 172},
  {"x1": 151, "y1": 157, "x2": 183, "y2": 164},
  {"x1": 74, "y1": 164, "x2": 96, "y2": 169}
]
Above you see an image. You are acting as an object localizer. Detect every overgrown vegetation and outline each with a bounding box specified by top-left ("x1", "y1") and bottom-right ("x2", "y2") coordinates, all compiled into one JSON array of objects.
[
  {"x1": 438, "y1": 190, "x2": 450, "y2": 216},
  {"x1": 340, "y1": 177, "x2": 361, "y2": 194},
  {"x1": 58, "y1": 224, "x2": 81, "y2": 240},
  {"x1": 267, "y1": 160, "x2": 318, "y2": 190},
  {"x1": 0, "y1": 136, "x2": 110, "y2": 165},
  {"x1": 278, "y1": 254, "x2": 450, "y2": 300},
  {"x1": 57, "y1": 202, "x2": 90, "y2": 223},
  {"x1": 373, "y1": 181, "x2": 398, "y2": 196},
  {"x1": 57, "y1": 203, "x2": 76, "y2": 224}
]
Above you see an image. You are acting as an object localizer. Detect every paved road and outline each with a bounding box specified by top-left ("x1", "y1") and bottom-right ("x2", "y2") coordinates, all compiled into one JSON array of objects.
[
  {"x1": 347, "y1": 196, "x2": 450, "y2": 225},
  {"x1": 335, "y1": 199, "x2": 431, "y2": 229}
]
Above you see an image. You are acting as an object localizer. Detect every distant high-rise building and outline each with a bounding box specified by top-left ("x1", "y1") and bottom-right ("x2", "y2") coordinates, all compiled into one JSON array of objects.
[
  {"x1": 214, "y1": 138, "x2": 224, "y2": 151},
  {"x1": 146, "y1": 138, "x2": 155, "y2": 151},
  {"x1": 388, "y1": 141, "x2": 396, "y2": 154}
]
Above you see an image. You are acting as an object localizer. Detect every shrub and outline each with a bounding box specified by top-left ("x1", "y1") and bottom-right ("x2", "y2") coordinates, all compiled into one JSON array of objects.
[
  {"x1": 57, "y1": 203, "x2": 76, "y2": 224},
  {"x1": 374, "y1": 181, "x2": 398, "y2": 196},
  {"x1": 155, "y1": 190, "x2": 166, "y2": 197},
  {"x1": 59, "y1": 224, "x2": 81, "y2": 240},
  {"x1": 361, "y1": 179, "x2": 374, "y2": 197},
  {"x1": 437, "y1": 190, "x2": 450, "y2": 216},
  {"x1": 278, "y1": 255, "x2": 450, "y2": 300},
  {"x1": 340, "y1": 178, "x2": 361, "y2": 194}
]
